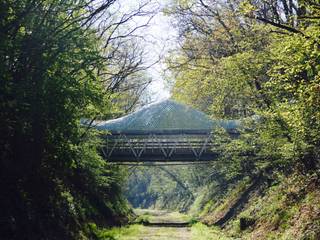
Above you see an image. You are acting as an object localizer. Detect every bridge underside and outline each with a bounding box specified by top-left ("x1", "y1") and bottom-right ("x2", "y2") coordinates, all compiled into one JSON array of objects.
[{"x1": 101, "y1": 130, "x2": 230, "y2": 162}]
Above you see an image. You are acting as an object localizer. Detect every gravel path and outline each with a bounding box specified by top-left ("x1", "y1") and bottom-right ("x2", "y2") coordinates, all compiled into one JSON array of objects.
[{"x1": 122, "y1": 209, "x2": 192, "y2": 240}]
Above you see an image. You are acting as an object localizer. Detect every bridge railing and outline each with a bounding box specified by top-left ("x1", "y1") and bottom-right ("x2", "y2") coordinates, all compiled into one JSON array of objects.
[{"x1": 100, "y1": 130, "x2": 231, "y2": 162}]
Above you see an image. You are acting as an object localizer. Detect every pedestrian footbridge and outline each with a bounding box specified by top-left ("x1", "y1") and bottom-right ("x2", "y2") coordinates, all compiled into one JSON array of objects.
[{"x1": 86, "y1": 100, "x2": 240, "y2": 163}]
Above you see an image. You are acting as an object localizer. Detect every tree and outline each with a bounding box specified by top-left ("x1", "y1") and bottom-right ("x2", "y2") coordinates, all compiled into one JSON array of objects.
[
  {"x1": 0, "y1": 0, "x2": 157, "y2": 239},
  {"x1": 163, "y1": 0, "x2": 320, "y2": 210}
]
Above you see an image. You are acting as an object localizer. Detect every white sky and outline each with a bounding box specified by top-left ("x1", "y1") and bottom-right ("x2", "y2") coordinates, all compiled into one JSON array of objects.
[
  {"x1": 128, "y1": 0, "x2": 177, "y2": 102},
  {"x1": 143, "y1": 8, "x2": 176, "y2": 102},
  {"x1": 110, "y1": 0, "x2": 177, "y2": 102}
]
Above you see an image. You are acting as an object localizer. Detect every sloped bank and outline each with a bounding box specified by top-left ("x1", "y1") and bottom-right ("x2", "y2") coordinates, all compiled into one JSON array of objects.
[{"x1": 197, "y1": 171, "x2": 320, "y2": 239}]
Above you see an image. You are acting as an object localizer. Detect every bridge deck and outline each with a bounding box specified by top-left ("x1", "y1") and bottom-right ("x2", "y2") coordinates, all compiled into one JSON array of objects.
[{"x1": 100, "y1": 129, "x2": 238, "y2": 162}]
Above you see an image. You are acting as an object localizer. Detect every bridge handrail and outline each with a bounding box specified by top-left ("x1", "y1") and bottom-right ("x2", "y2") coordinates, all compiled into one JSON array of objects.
[{"x1": 102, "y1": 128, "x2": 238, "y2": 136}]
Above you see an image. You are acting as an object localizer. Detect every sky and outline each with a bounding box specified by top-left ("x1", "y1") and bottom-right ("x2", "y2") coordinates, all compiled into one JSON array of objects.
[
  {"x1": 110, "y1": 0, "x2": 178, "y2": 102},
  {"x1": 127, "y1": 0, "x2": 177, "y2": 102},
  {"x1": 143, "y1": 7, "x2": 176, "y2": 102}
]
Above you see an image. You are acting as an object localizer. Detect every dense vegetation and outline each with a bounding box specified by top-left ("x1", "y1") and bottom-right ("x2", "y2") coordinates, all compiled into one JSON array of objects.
[
  {"x1": 166, "y1": 0, "x2": 320, "y2": 172},
  {"x1": 0, "y1": 0, "x2": 153, "y2": 239},
  {"x1": 126, "y1": 0, "x2": 320, "y2": 239},
  {"x1": 1, "y1": 0, "x2": 320, "y2": 239},
  {"x1": 165, "y1": 0, "x2": 320, "y2": 187}
]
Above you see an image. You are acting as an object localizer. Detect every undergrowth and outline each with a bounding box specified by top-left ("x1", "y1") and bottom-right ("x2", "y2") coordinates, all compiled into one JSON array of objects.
[
  {"x1": 86, "y1": 223, "x2": 141, "y2": 240},
  {"x1": 197, "y1": 171, "x2": 320, "y2": 240},
  {"x1": 191, "y1": 223, "x2": 236, "y2": 240}
]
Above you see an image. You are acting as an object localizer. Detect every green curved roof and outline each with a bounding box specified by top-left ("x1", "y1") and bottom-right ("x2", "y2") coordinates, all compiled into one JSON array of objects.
[{"x1": 93, "y1": 99, "x2": 240, "y2": 132}]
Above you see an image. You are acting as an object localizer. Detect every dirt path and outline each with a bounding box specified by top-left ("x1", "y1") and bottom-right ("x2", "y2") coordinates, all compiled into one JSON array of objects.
[
  {"x1": 122, "y1": 226, "x2": 191, "y2": 240},
  {"x1": 120, "y1": 209, "x2": 192, "y2": 240}
]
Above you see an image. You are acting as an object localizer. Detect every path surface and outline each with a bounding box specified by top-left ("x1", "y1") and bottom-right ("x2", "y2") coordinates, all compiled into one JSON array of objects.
[{"x1": 121, "y1": 209, "x2": 192, "y2": 240}]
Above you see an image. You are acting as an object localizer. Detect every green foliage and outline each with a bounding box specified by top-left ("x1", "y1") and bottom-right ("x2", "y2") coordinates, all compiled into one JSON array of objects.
[
  {"x1": 0, "y1": 1, "x2": 131, "y2": 239},
  {"x1": 159, "y1": 1, "x2": 320, "y2": 239},
  {"x1": 188, "y1": 217, "x2": 199, "y2": 226},
  {"x1": 264, "y1": 29, "x2": 320, "y2": 169},
  {"x1": 191, "y1": 223, "x2": 233, "y2": 240},
  {"x1": 222, "y1": 172, "x2": 320, "y2": 239},
  {"x1": 134, "y1": 214, "x2": 151, "y2": 224},
  {"x1": 166, "y1": 0, "x2": 320, "y2": 184},
  {"x1": 126, "y1": 165, "x2": 202, "y2": 211},
  {"x1": 85, "y1": 223, "x2": 141, "y2": 240}
]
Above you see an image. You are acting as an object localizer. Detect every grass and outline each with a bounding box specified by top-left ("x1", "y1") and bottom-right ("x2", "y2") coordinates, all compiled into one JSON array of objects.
[
  {"x1": 95, "y1": 223, "x2": 237, "y2": 240},
  {"x1": 133, "y1": 213, "x2": 151, "y2": 224},
  {"x1": 86, "y1": 223, "x2": 143, "y2": 240},
  {"x1": 201, "y1": 178, "x2": 251, "y2": 225},
  {"x1": 87, "y1": 209, "x2": 243, "y2": 239},
  {"x1": 191, "y1": 223, "x2": 237, "y2": 240},
  {"x1": 219, "y1": 172, "x2": 320, "y2": 240},
  {"x1": 134, "y1": 208, "x2": 191, "y2": 223}
]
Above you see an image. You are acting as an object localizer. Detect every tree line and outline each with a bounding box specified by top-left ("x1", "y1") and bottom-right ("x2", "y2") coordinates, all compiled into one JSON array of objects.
[
  {"x1": 166, "y1": 0, "x2": 320, "y2": 179},
  {"x1": 0, "y1": 0, "x2": 157, "y2": 239},
  {"x1": 127, "y1": 0, "x2": 320, "y2": 216}
]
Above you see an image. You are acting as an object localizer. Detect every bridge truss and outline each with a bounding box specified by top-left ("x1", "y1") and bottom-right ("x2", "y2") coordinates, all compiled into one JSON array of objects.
[{"x1": 101, "y1": 129, "x2": 232, "y2": 162}]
